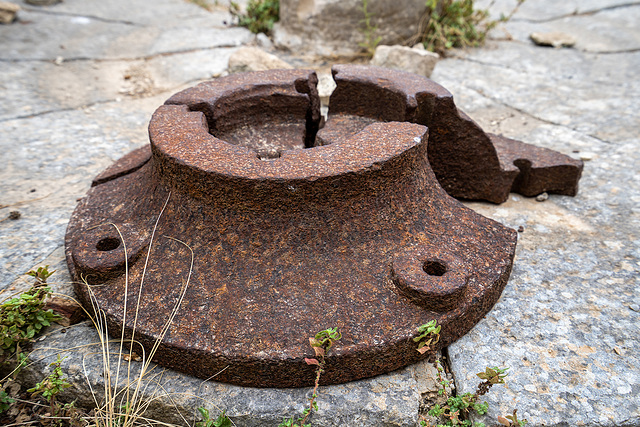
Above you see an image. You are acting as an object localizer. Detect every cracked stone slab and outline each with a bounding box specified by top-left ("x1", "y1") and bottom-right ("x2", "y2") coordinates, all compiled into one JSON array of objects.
[
  {"x1": 477, "y1": 0, "x2": 639, "y2": 23},
  {"x1": 432, "y1": 45, "x2": 640, "y2": 143},
  {"x1": 18, "y1": 316, "x2": 434, "y2": 426},
  {"x1": 0, "y1": 4, "x2": 251, "y2": 61},
  {"x1": 452, "y1": 188, "x2": 640, "y2": 425},
  {"x1": 433, "y1": 4, "x2": 640, "y2": 422},
  {"x1": 0, "y1": 48, "x2": 237, "y2": 121},
  {"x1": 501, "y1": 3, "x2": 640, "y2": 53},
  {"x1": 0, "y1": 100, "x2": 158, "y2": 289}
]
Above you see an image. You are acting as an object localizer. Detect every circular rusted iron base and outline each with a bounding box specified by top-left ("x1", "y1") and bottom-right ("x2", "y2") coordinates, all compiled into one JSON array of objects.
[{"x1": 66, "y1": 69, "x2": 518, "y2": 387}]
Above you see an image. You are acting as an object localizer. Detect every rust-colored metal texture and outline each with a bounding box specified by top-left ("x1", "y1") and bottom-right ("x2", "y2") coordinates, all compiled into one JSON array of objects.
[
  {"x1": 65, "y1": 67, "x2": 579, "y2": 388},
  {"x1": 319, "y1": 64, "x2": 583, "y2": 203}
]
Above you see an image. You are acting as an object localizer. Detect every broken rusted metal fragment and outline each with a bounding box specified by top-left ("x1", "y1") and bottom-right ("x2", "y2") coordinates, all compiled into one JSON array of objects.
[
  {"x1": 66, "y1": 69, "x2": 523, "y2": 388},
  {"x1": 490, "y1": 133, "x2": 583, "y2": 197},
  {"x1": 319, "y1": 64, "x2": 583, "y2": 203},
  {"x1": 92, "y1": 145, "x2": 151, "y2": 187}
]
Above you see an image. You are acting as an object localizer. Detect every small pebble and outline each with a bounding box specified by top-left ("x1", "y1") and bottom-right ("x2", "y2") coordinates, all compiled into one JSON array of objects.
[
  {"x1": 535, "y1": 192, "x2": 549, "y2": 202},
  {"x1": 629, "y1": 304, "x2": 640, "y2": 312},
  {"x1": 530, "y1": 31, "x2": 577, "y2": 48},
  {"x1": 9, "y1": 210, "x2": 20, "y2": 220},
  {"x1": 518, "y1": 225, "x2": 525, "y2": 233}
]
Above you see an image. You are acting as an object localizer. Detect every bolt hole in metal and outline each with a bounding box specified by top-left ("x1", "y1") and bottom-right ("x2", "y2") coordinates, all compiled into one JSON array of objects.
[
  {"x1": 96, "y1": 237, "x2": 120, "y2": 252},
  {"x1": 423, "y1": 260, "x2": 447, "y2": 276}
]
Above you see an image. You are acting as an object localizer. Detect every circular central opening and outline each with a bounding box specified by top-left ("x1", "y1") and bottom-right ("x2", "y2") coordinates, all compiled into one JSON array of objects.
[
  {"x1": 96, "y1": 237, "x2": 121, "y2": 252},
  {"x1": 423, "y1": 260, "x2": 447, "y2": 276}
]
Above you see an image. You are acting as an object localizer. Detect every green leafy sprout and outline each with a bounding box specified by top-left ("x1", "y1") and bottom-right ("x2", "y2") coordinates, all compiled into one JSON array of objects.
[
  {"x1": 422, "y1": 363, "x2": 526, "y2": 427},
  {"x1": 0, "y1": 389, "x2": 15, "y2": 413},
  {"x1": 358, "y1": 0, "x2": 382, "y2": 57},
  {"x1": 418, "y1": 0, "x2": 525, "y2": 55},
  {"x1": 279, "y1": 327, "x2": 341, "y2": 427},
  {"x1": 27, "y1": 355, "x2": 72, "y2": 413},
  {"x1": 414, "y1": 320, "x2": 441, "y2": 354},
  {"x1": 230, "y1": 0, "x2": 279, "y2": 34},
  {"x1": 1, "y1": 265, "x2": 61, "y2": 357},
  {"x1": 196, "y1": 406, "x2": 232, "y2": 427}
]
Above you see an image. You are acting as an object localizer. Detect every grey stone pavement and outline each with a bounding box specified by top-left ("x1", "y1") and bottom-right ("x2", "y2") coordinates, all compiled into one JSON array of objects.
[{"x1": 1, "y1": 0, "x2": 639, "y2": 426}]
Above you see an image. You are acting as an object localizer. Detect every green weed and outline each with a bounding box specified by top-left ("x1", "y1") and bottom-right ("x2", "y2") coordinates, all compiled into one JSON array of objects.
[
  {"x1": 279, "y1": 328, "x2": 341, "y2": 427},
  {"x1": 27, "y1": 355, "x2": 71, "y2": 408},
  {"x1": 0, "y1": 389, "x2": 14, "y2": 413},
  {"x1": 414, "y1": 320, "x2": 441, "y2": 354},
  {"x1": 358, "y1": 0, "x2": 382, "y2": 57},
  {"x1": 417, "y1": 0, "x2": 525, "y2": 55},
  {"x1": 420, "y1": 365, "x2": 526, "y2": 426},
  {"x1": 196, "y1": 406, "x2": 232, "y2": 427},
  {"x1": 1, "y1": 265, "x2": 60, "y2": 357},
  {"x1": 230, "y1": 0, "x2": 279, "y2": 34},
  {"x1": 416, "y1": 321, "x2": 526, "y2": 427}
]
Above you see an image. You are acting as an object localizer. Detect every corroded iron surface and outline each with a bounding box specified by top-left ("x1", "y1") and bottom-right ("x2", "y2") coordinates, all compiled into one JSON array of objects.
[
  {"x1": 66, "y1": 67, "x2": 579, "y2": 388},
  {"x1": 319, "y1": 64, "x2": 583, "y2": 203}
]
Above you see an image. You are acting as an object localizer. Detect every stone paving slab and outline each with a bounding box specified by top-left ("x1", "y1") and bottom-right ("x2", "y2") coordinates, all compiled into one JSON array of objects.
[
  {"x1": 431, "y1": 3, "x2": 640, "y2": 424},
  {"x1": 5, "y1": 0, "x2": 248, "y2": 60},
  {"x1": 1, "y1": 1, "x2": 639, "y2": 426},
  {"x1": 1, "y1": 48, "x2": 236, "y2": 121},
  {"x1": 20, "y1": 318, "x2": 434, "y2": 427},
  {"x1": 478, "y1": 0, "x2": 638, "y2": 24}
]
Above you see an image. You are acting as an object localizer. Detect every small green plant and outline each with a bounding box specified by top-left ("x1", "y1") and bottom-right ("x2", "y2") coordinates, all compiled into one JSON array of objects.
[
  {"x1": 0, "y1": 389, "x2": 15, "y2": 413},
  {"x1": 414, "y1": 320, "x2": 441, "y2": 354},
  {"x1": 358, "y1": 0, "x2": 382, "y2": 57},
  {"x1": 435, "y1": 359, "x2": 450, "y2": 396},
  {"x1": 421, "y1": 363, "x2": 526, "y2": 427},
  {"x1": 476, "y1": 366, "x2": 508, "y2": 395},
  {"x1": 26, "y1": 264, "x2": 56, "y2": 285},
  {"x1": 196, "y1": 406, "x2": 232, "y2": 427},
  {"x1": 498, "y1": 409, "x2": 527, "y2": 426},
  {"x1": 427, "y1": 392, "x2": 488, "y2": 426},
  {"x1": 279, "y1": 327, "x2": 342, "y2": 427},
  {"x1": 230, "y1": 0, "x2": 279, "y2": 34},
  {"x1": 415, "y1": 322, "x2": 525, "y2": 427},
  {"x1": 417, "y1": 0, "x2": 525, "y2": 55},
  {"x1": 1, "y1": 266, "x2": 61, "y2": 357},
  {"x1": 27, "y1": 355, "x2": 72, "y2": 415}
]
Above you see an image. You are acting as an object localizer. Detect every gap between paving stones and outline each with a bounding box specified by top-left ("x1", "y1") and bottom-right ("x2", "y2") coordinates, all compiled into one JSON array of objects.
[{"x1": 511, "y1": 1, "x2": 640, "y2": 23}]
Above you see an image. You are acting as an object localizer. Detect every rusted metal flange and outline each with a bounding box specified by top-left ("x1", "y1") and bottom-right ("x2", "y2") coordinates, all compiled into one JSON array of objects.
[{"x1": 65, "y1": 67, "x2": 578, "y2": 388}]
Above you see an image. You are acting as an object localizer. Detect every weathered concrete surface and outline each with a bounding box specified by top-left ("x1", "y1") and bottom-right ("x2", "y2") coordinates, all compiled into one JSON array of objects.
[{"x1": 1, "y1": 0, "x2": 639, "y2": 426}]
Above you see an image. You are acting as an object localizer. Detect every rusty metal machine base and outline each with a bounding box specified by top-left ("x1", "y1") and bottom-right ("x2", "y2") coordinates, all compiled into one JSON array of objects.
[{"x1": 66, "y1": 66, "x2": 582, "y2": 388}]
